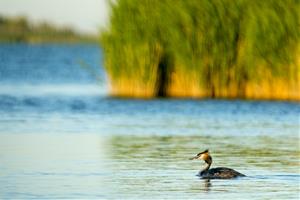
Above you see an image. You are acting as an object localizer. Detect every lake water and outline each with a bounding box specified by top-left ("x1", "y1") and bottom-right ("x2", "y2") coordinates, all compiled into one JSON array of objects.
[{"x1": 0, "y1": 44, "x2": 299, "y2": 199}]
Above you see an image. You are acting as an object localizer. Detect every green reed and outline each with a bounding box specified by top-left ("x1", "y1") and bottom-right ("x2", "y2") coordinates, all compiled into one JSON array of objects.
[{"x1": 100, "y1": 0, "x2": 300, "y2": 99}]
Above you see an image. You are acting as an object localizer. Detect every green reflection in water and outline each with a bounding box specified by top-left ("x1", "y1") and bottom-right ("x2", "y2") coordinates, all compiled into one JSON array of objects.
[
  {"x1": 107, "y1": 134, "x2": 299, "y2": 199},
  {"x1": 109, "y1": 135, "x2": 299, "y2": 171}
]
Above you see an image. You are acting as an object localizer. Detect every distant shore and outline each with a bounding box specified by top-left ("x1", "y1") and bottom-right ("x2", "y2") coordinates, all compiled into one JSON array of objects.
[{"x1": 0, "y1": 16, "x2": 98, "y2": 43}]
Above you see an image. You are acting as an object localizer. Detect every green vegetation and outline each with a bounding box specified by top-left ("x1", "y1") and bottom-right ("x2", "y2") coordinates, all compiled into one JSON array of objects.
[
  {"x1": 100, "y1": 0, "x2": 300, "y2": 100},
  {"x1": 0, "y1": 16, "x2": 97, "y2": 43}
]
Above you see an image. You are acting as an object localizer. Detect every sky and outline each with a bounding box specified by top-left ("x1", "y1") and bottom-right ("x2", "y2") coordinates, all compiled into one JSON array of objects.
[{"x1": 0, "y1": 0, "x2": 110, "y2": 34}]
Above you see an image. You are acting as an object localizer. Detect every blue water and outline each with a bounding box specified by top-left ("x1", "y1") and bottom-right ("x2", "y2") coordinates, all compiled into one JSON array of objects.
[
  {"x1": 0, "y1": 43, "x2": 104, "y2": 84},
  {"x1": 0, "y1": 44, "x2": 299, "y2": 199}
]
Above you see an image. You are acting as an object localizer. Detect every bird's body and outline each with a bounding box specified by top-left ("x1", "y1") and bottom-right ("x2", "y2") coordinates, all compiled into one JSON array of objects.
[
  {"x1": 190, "y1": 149, "x2": 245, "y2": 179},
  {"x1": 199, "y1": 167, "x2": 245, "y2": 179}
]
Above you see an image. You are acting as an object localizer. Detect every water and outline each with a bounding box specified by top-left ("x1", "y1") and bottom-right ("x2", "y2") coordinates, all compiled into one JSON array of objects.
[{"x1": 0, "y1": 44, "x2": 299, "y2": 199}]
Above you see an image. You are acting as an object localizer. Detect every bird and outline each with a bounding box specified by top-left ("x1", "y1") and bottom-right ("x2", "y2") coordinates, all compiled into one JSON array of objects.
[{"x1": 189, "y1": 149, "x2": 245, "y2": 179}]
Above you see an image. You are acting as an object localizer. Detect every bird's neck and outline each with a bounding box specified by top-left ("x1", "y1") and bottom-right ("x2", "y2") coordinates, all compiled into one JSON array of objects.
[
  {"x1": 200, "y1": 162, "x2": 211, "y2": 174},
  {"x1": 200, "y1": 155, "x2": 212, "y2": 175}
]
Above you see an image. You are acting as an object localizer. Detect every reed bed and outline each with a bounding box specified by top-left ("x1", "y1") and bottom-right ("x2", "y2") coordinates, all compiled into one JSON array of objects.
[{"x1": 100, "y1": 0, "x2": 300, "y2": 100}]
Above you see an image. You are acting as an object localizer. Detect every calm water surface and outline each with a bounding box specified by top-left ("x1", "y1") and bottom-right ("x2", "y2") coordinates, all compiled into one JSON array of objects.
[{"x1": 0, "y1": 44, "x2": 299, "y2": 199}]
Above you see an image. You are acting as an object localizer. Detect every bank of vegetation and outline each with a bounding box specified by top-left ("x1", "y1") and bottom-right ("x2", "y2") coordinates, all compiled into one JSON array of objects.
[
  {"x1": 100, "y1": 0, "x2": 300, "y2": 100},
  {"x1": 0, "y1": 16, "x2": 97, "y2": 43}
]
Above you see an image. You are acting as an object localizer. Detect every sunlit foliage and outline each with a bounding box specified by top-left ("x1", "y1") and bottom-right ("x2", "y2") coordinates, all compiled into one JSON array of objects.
[{"x1": 101, "y1": 0, "x2": 300, "y2": 100}]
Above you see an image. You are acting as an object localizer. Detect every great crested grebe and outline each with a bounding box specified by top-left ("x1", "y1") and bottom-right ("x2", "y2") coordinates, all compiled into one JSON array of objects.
[{"x1": 190, "y1": 149, "x2": 245, "y2": 179}]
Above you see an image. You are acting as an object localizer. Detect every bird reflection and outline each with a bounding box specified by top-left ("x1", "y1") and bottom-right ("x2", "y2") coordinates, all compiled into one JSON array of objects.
[{"x1": 202, "y1": 179, "x2": 212, "y2": 192}]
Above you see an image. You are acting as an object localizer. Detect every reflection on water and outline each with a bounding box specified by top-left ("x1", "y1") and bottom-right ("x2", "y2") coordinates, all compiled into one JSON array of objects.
[
  {"x1": 0, "y1": 44, "x2": 299, "y2": 199},
  {"x1": 108, "y1": 135, "x2": 300, "y2": 199},
  {"x1": 201, "y1": 179, "x2": 212, "y2": 192}
]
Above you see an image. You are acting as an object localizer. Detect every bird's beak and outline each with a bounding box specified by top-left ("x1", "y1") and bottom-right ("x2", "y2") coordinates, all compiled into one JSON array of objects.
[{"x1": 189, "y1": 155, "x2": 199, "y2": 160}]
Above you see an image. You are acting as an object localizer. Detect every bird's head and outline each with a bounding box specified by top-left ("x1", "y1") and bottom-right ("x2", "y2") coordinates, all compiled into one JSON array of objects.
[{"x1": 189, "y1": 149, "x2": 211, "y2": 163}]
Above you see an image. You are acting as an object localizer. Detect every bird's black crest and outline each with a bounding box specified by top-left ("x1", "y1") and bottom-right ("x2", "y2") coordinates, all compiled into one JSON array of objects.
[{"x1": 197, "y1": 149, "x2": 209, "y2": 156}]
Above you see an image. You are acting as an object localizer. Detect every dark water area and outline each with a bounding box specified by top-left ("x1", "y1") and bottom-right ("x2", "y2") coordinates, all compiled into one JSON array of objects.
[{"x1": 0, "y1": 44, "x2": 299, "y2": 199}]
